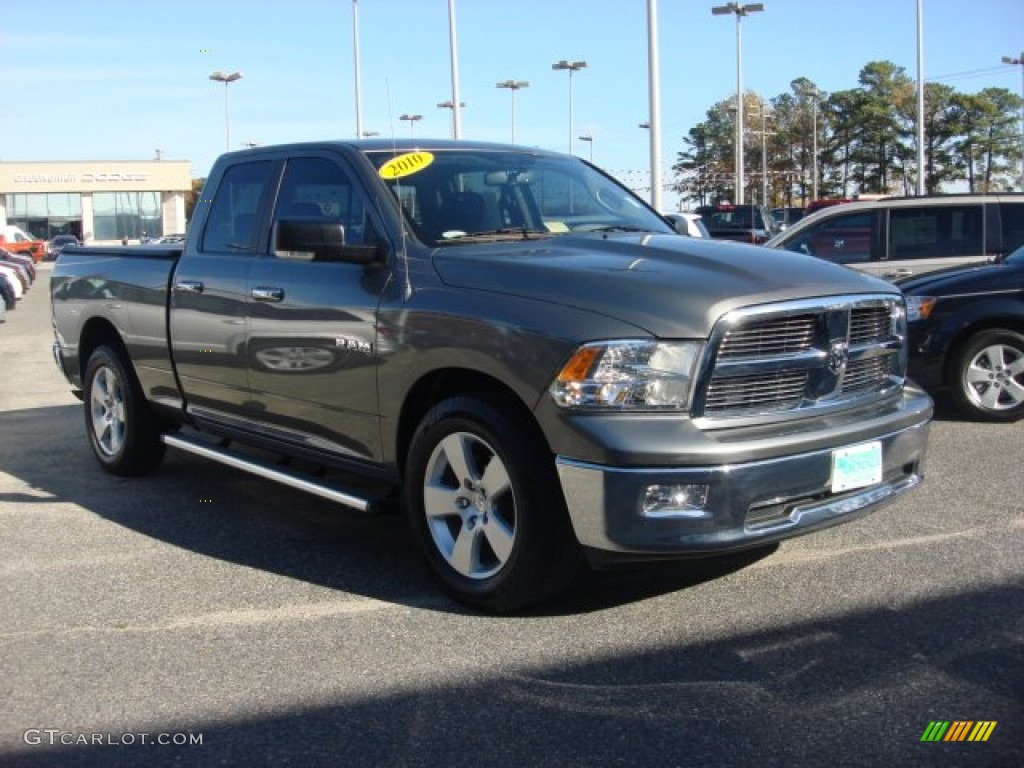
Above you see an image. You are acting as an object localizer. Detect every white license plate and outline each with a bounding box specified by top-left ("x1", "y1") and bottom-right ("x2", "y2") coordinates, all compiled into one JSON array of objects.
[{"x1": 831, "y1": 441, "x2": 883, "y2": 493}]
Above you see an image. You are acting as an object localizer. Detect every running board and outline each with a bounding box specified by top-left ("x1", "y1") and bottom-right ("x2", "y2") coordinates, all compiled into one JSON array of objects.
[{"x1": 162, "y1": 433, "x2": 377, "y2": 513}]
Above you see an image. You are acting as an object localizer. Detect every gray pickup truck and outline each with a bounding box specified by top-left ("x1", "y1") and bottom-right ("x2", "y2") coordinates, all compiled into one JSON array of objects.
[{"x1": 51, "y1": 140, "x2": 932, "y2": 611}]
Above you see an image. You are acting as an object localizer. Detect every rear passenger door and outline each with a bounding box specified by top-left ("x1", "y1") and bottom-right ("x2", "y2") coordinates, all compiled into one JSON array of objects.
[
  {"x1": 872, "y1": 202, "x2": 990, "y2": 280},
  {"x1": 170, "y1": 159, "x2": 278, "y2": 421}
]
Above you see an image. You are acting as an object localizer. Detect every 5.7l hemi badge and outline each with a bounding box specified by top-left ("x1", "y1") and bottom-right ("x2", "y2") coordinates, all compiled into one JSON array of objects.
[{"x1": 378, "y1": 151, "x2": 434, "y2": 180}]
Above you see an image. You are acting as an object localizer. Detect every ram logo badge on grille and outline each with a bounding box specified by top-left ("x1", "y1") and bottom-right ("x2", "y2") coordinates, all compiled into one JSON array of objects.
[{"x1": 828, "y1": 339, "x2": 850, "y2": 375}]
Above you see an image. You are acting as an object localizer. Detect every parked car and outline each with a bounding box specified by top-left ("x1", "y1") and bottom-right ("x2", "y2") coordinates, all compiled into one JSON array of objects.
[
  {"x1": 766, "y1": 193, "x2": 1024, "y2": 281},
  {"x1": 47, "y1": 234, "x2": 81, "y2": 261},
  {"x1": 771, "y1": 206, "x2": 806, "y2": 230},
  {"x1": 151, "y1": 233, "x2": 187, "y2": 244},
  {"x1": 0, "y1": 225, "x2": 47, "y2": 262},
  {"x1": 693, "y1": 204, "x2": 777, "y2": 244},
  {"x1": 0, "y1": 259, "x2": 28, "y2": 295},
  {"x1": 662, "y1": 212, "x2": 709, "y2": 238},
  {"x1": 0, "y1": 291, "x2": 6, "y2": 322},
  {"x1": 1, "y1": 248, "x2": 36, "y2": 283},
  {"x1": 900, "y1": 246, "x2": 1024, "y2": 422},
  {"x1": 0, "y1": 264, "x2": 22, "y2": 308}
]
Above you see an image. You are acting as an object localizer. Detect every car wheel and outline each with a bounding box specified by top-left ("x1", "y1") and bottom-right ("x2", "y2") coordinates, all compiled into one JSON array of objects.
[
  {"x1": 948, "y1": 329, "x2": 1024, "y2": 422},
  {"x1": 83, "y1": 345, "x2": 166, "y2": 475},
  {"x1": 405, "y1": 395, "x2": 581, "y2": 612}
]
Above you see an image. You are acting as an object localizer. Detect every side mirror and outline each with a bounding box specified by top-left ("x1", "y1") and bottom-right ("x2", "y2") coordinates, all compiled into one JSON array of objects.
[
  {"x1": 671, "y1": 218, "x2": 691, "y2": 236},
  {"x1": 275, "y1": 218, "x2": 382, "y2": 264}
]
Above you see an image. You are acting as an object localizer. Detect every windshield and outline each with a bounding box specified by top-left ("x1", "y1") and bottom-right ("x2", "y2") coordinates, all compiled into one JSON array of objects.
[
  {"x1": 364, "y1": 148, "x2": 672, "y2": 245},
  {"x1": 1005, "y1": 243, "x2": 1024, "y2": 265}
]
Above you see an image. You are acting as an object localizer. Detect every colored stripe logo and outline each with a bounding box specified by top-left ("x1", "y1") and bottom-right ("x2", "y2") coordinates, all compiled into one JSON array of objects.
[{"x1": 921, "y1": 721, "x2": 997, "y2": 742}]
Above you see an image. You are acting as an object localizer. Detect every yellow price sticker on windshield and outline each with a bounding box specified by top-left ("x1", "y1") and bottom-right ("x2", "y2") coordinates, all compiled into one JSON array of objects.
[{"x1": 379, "y1": 151, "x2": 434, "y2": 180}]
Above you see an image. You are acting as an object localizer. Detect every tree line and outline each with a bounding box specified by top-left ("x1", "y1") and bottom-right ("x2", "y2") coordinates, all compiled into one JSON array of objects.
[{"x1": 672, "y1": 60, "x2": 1024, "y2": 208}]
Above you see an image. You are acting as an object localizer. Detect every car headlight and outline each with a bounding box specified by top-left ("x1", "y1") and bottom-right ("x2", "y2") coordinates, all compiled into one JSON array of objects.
[
  {"x1": 550, "y1": 340, "x2": 701, "y2": 409},
  {"x1": 905, "y1": 296, "x2": 936, "y2": 322}
]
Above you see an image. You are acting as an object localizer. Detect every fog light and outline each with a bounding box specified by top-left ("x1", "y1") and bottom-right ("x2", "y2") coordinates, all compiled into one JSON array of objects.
[{"x1": 642, "y1": 484, "x2": 709, "y2": 517}]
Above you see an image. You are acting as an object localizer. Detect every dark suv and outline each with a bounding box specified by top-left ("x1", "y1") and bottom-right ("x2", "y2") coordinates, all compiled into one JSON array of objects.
[
  {"x1": 900, "y1": 246, "x2": 1024, "y2": 422},
  {"x1": 694, "y1": 204, "x2": 777, "y2": 244}
]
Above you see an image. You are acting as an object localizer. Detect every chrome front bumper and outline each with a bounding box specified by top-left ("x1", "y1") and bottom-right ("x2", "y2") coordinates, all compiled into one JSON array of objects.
[{"x1": 556, "y1": 420, "x2": 930, "y2": 557}]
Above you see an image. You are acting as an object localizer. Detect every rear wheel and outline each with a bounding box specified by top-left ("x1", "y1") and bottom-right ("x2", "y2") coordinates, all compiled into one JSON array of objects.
[
  {"x1": 405, "y1": 395, "x2": 581, "y2": 612},
  {"x1": 947, "y1": 329, "x2": 1024, "y2": 422},
  {"x1": 83, "y1": 345, "x2": 166, "y2": 475}
]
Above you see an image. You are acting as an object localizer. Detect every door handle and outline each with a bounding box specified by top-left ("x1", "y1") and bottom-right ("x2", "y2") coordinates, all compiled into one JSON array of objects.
[
  {"x1": 173, "y1": 280, "x2": 204, "y2": 294},
  {"x1": 251, "y1": 286, "x2": 285, "y2": 302}
]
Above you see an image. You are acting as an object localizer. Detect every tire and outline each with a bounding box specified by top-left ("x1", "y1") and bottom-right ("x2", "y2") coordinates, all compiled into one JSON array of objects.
[
  {"x1": 83, "y1": 345, "x2": 166, "y2": 475},
  {"x1": 404, "y1": 395, "x2": 581, "y2": 612},
  {"x1": 947, "y1": 329, "x2": 1024, "y2": 423}
]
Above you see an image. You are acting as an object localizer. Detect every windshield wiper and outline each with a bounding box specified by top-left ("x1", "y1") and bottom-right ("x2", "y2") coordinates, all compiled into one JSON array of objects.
[
  {"x1": 579, "y1": 225, "x2": 655, "y2": 234},
  {"x1": 439, "y1": 227, "x2": 552, "y2": 243}
]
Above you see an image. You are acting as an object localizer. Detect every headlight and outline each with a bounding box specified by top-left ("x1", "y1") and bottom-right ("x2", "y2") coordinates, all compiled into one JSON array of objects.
[
  {"x1": 905, "y1": 296, "x2": 936, "y2": 322},
  {"x1": 549, "y1": 340, "x2": 701, "y2": 409}
]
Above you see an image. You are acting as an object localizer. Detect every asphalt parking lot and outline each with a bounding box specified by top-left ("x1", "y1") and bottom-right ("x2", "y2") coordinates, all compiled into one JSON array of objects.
[{"x1": 1, "y1": 264, "x2": 1021, "y2": 767}]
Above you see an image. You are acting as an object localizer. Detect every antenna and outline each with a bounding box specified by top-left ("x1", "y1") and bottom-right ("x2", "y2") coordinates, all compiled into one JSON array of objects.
[{"x1": 383, "y1": 77, "x2": 413, "y2": 299}]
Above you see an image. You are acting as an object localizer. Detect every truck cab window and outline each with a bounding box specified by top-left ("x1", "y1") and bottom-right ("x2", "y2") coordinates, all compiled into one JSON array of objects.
[
  {"x1": 273, "y1": 157, "x2": 370, "y2": 253},
  {"x1": 200, "y1": 160, "x2": 275, "y2": 253}
]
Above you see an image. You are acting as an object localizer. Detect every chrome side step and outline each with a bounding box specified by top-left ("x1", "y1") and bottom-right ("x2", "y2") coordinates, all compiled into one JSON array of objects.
[{"x1": 162, "y1": 433, "x2": 376, "y2": 513}]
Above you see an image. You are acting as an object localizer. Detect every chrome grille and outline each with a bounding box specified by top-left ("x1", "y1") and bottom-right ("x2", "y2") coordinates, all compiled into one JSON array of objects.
[
  {"x1": 705, "y1": 371, "x2": 808, "y2": 413},
  {"x1": 717, "y1": 315, "x2": 817, "y2": 359},
  {"x1": 849, "y1": 306, "x2": 892, "y2": 344},
  {"x1": 697, "y1": 295, "x2": 906, "y2": 422},
  {"x1": 843, "y1": 355, "x2": 892, "y2": 393}
]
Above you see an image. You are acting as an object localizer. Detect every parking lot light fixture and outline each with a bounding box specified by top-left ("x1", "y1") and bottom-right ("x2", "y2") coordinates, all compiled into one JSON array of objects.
[
  {"x1": 552, "y1": 60, "x2": 588, "y2": 154},
  {"x1": 1002, "y1": 53, "x2": 1024, "y2": 191},
  {"x1": 399, "y1": 114, "x2": 423, "y2": 138},
  {"x1": 437, "y1": 100, "x2": 467, "y2": 139},
  {"x1": 209, "y1": 71, "x2": 243, "y2": 152},
  {"x1": 710, "y1": 3, "x2": 764, "y2": 204},
  {"x1": 496, "y1": 80, "x2": 530, "y2": 143},
  {"x1": 578, "y1": 135, "x2": 594, "y2": 162}
]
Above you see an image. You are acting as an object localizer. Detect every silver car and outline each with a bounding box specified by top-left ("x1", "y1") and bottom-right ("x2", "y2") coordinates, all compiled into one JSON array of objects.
[{"x1": 766, "y1": 194, "x2": 1024, "y2": 281}]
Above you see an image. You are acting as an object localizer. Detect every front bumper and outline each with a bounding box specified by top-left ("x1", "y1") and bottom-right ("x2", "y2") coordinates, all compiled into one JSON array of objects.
[{"x1": 556, "y1": 407, "x2": 930, "y2": 558}]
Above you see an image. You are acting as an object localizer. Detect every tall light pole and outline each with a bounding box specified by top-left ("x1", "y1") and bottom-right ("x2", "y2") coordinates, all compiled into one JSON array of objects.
[
  {"x1": 749, "y1": 100, "x2": 773, "y2": 206},
  {"x1": 552, "y1": 59, "x2": 587, "y2": 154},
  {"x1": 399, "y1": 114, "x2": 423, "y2": 137},
  {"x1": 578, "y1": 135, "x2": 594, "y2": 162},
  {"x1": 437, "y1": 101, "x2": 466, "y2": 139},
  {"x1": 915, "y1": 0, "x2": 926, "y2": 195},
  {"x1": 1002, "y1": 52, "x2": 1024, "y2": 191},
  {"x1": 711, "y1": 3, "x2": 764, "y2": 205},
  {"x1": 447, "y1": 0, "x2": 462, "y2": 139},
  {"x1": 496, "y1": 80, "x2": 529, "y2": 143},
  {"x1": 353, "y1": 0, "x2": 363, "y2": 138},
  {"x1": 209, "y1": 70, "x2": 242, "y2": 152},
  {"x1": 647, "y1": 0, "x2": 664, "y2": 211},
  {"x1": 809, "y1": 88, "x2": 820, "y2": 201}
]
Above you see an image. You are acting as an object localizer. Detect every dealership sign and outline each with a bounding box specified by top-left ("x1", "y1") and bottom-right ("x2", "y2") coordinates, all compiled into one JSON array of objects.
[{"x1": 13, "y1": 172, "x2": 149, "y2": 183}]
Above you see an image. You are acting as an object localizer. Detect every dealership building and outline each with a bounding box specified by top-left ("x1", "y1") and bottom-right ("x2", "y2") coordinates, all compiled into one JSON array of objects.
[{"x1": 0, "y1": 160, "x2": 192, "y2": 244}]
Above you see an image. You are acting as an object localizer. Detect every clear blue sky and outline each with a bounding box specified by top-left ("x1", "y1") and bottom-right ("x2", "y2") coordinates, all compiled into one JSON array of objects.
[{"x1": 2, "y1": 0, "x2": 1022, "y2": 208}]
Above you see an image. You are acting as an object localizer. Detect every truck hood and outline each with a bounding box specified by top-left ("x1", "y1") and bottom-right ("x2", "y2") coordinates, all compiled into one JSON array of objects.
[{"x1": 431, "y1": 233, "x2": 896, "y2": 337}]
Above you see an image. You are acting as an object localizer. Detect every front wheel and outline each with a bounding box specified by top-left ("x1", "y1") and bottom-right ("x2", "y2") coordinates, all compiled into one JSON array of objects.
[
  {"x1": 404, "y1": 395, "x2": 581, "y2": 612},
  {"x1": 947, "y1": 329, "x2": 1024, "y2": 422},
  {"x1": 83, "y1": 345, "x2": 166, "y2": 475}
]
